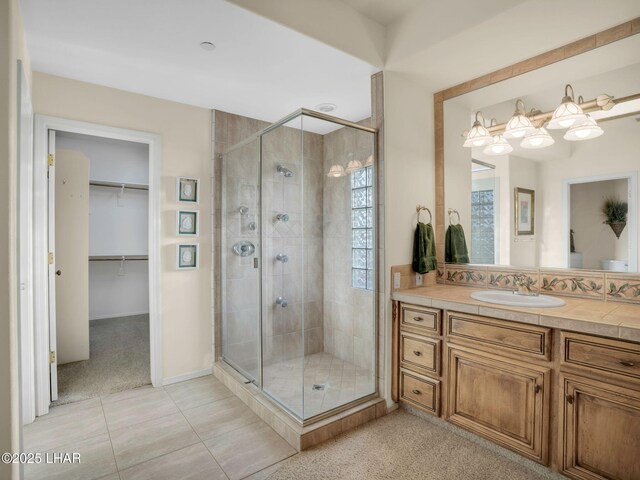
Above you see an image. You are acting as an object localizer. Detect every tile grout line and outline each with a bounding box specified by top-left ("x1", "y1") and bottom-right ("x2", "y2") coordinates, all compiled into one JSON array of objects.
[{"x1": 99, "y1": 395, "x2": 121, "y2": 477}]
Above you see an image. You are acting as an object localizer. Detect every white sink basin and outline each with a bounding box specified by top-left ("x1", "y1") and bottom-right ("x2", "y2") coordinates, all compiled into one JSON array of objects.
[{"x1": 471, "y1": 290, "x2": 565, "y2": 308}]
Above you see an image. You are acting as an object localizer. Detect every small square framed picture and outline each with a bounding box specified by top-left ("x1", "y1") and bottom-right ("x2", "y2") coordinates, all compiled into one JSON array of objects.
[
  {"x1": 177, "y1": 177, "x2": 199, "y2": 204},
  {"x1": 177, "y1": 210, "x2": 198, "y2": 236},
  {"x1": 176, "y1": 244, "x2": 199, "y2": 270}
]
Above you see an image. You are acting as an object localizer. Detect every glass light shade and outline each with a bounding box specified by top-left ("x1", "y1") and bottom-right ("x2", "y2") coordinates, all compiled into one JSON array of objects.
[
  {"x1": 327, "y1": 164, "x2": 346, "y2": 177},
  {"x1": 520, "y1": 127, "x2": 555, "y2": 149},
  {"x1": 364, "y1": 155, "x2": 374, "y2": 167},
  {"x1": 345, "y1": 159, "x2": 363, "y2": 173},
  {"x1": 463, "y1": 121, "x2": 492, "y2": 148},
  {"x1": 483, "y1": 135, "x2": 513, "y2": 156},
  {"x1": 503, "y1": 114, "x2": 535, "y2": 139},
  {"x1": 563, "y1": 116, "x2": 603, "y2": 141},
  {"x1": 547, "y1": 98, "x2": 587, "y2": 129}
]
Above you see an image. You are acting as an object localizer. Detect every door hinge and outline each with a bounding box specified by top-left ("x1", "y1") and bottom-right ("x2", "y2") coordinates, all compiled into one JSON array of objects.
[
  {"x1": 48, "y1": 252, "x2": 54, "y2": 264},
  {"x1": 49, "y1": 351, "x2": 56, "y2": 364},
  {"x1": 48, "y1": 154, "x2": 55, "y2": 166}
]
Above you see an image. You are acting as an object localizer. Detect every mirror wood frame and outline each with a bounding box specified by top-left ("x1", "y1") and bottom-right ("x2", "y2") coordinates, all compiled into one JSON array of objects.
[{"x1": 433, "y1": 17, "x2": 640, "y2": 270}]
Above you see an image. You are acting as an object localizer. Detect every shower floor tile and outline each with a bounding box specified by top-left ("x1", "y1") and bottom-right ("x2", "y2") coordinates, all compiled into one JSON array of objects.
[{"x1": 263, "y1": 353, "x2": 375, "y2": 419}]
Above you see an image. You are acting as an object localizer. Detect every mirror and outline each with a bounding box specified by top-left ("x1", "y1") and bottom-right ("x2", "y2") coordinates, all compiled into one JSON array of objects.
[{"x1": 443, "y1": 33, "x2": 640, "y2": 273}]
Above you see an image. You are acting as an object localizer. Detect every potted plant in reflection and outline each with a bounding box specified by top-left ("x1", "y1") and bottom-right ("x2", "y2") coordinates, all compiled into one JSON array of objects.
[{"x1": 601, "y1": 197, "x2": 628, "y2": 239}]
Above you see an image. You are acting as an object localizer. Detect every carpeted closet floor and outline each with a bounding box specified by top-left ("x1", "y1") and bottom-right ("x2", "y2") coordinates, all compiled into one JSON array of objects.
[{"x1": 52, "y1": 314, "x2": 151, "y2": 406}]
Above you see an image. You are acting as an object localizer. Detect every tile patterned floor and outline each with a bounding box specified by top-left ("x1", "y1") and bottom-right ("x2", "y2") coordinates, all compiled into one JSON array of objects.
[
  {"x1": 23, "y1": 375, "x2": 297, "y2": 480},
  {"x1": 263, "y1": 353, "x2": 376, "y2": 419}
]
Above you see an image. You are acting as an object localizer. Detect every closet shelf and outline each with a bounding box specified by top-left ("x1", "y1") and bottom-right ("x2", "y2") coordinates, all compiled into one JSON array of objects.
[
  {"x1": 89, "y1": 255, "x2": 148, "y2": 261},
  {"x1": 90, "y1": 180, "x2": 149, "y2": 191}
]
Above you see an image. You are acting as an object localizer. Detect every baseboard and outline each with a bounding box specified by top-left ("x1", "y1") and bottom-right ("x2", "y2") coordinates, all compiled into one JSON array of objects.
[
  {"x1": 162, "y1": 367, "x2": 213, "y2": 386},
  {"x1": 90, "y1": 311, "x2": 150, "y2": 321}
]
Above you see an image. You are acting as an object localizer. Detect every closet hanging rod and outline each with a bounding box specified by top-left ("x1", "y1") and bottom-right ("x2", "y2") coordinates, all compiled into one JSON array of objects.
[
  {"x1": 89, "y1": 180, "x2": 149, "y2": 191},
  {"x1": 89, "y1": 255, "x2": 148, "y2": 261}
]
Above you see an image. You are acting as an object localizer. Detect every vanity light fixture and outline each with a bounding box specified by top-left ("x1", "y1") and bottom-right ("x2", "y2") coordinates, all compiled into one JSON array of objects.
[
  {"x1": 483, "y1": 134, "x2": 513, "y2": 156},
  {"x1": 521, "y1": 127, "x2": 555, "y2": 149},
  {"x1": 327, "y1": 164, "x2": 346, "y2": 177},
  {"x1": 463, "y1": 112, "x2": 492, "y2": 148},
  {"x1": 547, "y1": 84, "x2": 587, "y2": 129},
  {"x1": 503, "y1": 99, "x2": 535, "y2": 139},
  {"x1": 564, "y1": 115, "x2": 603, "y2": 141}
]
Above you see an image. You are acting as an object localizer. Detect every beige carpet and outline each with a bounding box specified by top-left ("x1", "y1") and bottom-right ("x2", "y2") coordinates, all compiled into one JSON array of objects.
[
  {"x1": 52, "y1": 315, "x2": 151, "y2": 406},
  {"x1": 268, "y1": 410, "x2": 563, "y2": 480}
]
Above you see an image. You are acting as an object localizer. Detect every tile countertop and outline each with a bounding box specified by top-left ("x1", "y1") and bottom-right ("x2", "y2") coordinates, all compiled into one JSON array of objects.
[{"x1": 392, "y1": 285, "x2": 640, "y2": 343}]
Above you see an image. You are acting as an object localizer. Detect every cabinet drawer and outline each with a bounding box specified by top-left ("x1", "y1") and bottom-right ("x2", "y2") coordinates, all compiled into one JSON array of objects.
[
  {"x1": 400, "y1": 369, "x2": 440, "y2": 416},
  {"x1": 562, "y1": 331, "x2": 640, "y2": 382},
  {"x1": 400, "y1": 332, "x2": 441, "y2": 376},
  {"x1": 401, "y1": 304, "x2": 441, "y2": 336},
  {"x1": 446, "y1": 311, "x2": 551, "y2": 361}
]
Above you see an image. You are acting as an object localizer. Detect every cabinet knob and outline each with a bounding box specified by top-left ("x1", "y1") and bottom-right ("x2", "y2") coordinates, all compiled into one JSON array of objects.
[
  {"x1": 565, "y1": 394, "x2": 574, "y2": 405},
  {"x1": 620, "y1": 360, "x2": 635, "y2": 367},
  {"x1": 534, "y1": 384, "x2": 541, "y2": 394},
  {"x1": 414, "y1": 316, "x2": 424, "y2": 322},
  {"x1": 413, "y1": 350, "x2": 422, "y2": 356},
  {"x1": 412, "y1": 389, "x2": 421, "y2": 395}
]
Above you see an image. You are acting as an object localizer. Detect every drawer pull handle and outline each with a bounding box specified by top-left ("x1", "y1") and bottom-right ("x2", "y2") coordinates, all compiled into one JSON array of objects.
[
  {"x1": 412, "y1": 389, "x2": 421, "y2": 395},
  {"x1": 620, "y1": 360, "x2": 635, "y2": 367},
  {"x1": 413, "y1": 316, "x2": 424, "y2": 322},
  {"x1": 565, "y1": 394, "x2": 574, "y2": 405},
  {"x1": 413, "y1": 350, "x2": 422, "y2": 356}
]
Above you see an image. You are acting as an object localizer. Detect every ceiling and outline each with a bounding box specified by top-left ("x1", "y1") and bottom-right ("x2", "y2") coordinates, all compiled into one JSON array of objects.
[
  {"x1": 339, "y1": 0, "x2": 423, "y2": 26},
  {"x1": 20, "y1": 0, "x2": 378, "y2": 133}
]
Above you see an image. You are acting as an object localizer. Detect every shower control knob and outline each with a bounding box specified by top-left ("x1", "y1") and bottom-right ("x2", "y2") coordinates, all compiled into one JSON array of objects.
[
  {"x1": 276, "y1": 213, "x2": 289, "y2": 223},
  {"x1": 276, "y1": 253, "x2": 289, "y2": 263},
  {"x1": 275, "y1": 296, "x2": 288, "y2": 308}
]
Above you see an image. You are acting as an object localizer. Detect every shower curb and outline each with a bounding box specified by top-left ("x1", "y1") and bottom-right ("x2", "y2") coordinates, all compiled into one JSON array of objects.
[{"x1": 213, "y1": 361, "x2": 387, "y2": 450}]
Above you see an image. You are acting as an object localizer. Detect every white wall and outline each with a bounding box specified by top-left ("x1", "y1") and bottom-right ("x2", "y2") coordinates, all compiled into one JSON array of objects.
[
  {"x1": 33, "y1": 73, "x2": 213, "y2": 380},
  {"x1": 509, "y1": 155, "x2": 538, "y2": 268}
]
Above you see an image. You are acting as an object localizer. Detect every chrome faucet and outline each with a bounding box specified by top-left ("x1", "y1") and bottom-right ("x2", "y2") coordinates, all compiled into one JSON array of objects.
[{"x1": 513, "y1": 273, "x2": 538, "y2": 296}]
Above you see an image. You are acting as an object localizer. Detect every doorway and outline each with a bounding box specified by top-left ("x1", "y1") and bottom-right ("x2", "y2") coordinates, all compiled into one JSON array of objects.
[{"x1": 32, "y1": 116, "x2": 162, "y2": 417}]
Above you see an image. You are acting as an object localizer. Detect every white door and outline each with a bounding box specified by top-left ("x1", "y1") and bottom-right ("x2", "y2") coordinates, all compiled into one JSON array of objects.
[{"x1": 47, "y1": 130, "x2": 58, "y2": 401}]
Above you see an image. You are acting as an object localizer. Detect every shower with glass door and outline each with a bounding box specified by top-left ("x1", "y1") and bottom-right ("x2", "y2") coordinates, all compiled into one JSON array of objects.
[{"x1": 220, "y1": 108, "x2": 377, "y2": 422}]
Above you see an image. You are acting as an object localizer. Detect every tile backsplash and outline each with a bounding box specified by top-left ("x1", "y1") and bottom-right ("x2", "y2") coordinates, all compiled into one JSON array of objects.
[{"x1": 392, "y1": 263, "x2": 640, "y2": 305}]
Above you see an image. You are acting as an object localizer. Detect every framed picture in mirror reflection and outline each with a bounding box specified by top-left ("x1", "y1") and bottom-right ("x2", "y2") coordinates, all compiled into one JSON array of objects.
[{"x1": 515, "y1": 187, "x2": 535, "y2": 236}]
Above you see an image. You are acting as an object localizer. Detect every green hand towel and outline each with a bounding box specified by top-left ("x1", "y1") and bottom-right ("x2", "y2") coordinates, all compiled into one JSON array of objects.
[
  {"x1": 445, "y1": 224, "x2": 470, "y2": 264},
  {"x1": 412, "y1": 222, "x2": 437, "y2": 274}
]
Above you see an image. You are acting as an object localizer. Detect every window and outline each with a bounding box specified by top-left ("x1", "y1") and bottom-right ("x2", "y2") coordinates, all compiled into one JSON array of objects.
[
  {"x1": 470, "y1": 189, "x2": 495, "y2": 264},
  {"x1": 351, "y1": 166, "x2": 374, "y2": 290}
]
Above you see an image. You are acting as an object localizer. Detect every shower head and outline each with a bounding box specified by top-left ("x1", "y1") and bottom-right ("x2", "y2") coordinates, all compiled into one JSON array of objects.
[{"x1": 277, "y1": 165, "x2": 294, "y2": 177}]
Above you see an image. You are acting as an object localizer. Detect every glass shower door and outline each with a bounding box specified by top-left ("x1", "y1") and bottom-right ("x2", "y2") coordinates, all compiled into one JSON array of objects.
[{"x1": 221, "y1": 140, "x2": 262, "y2": 384}]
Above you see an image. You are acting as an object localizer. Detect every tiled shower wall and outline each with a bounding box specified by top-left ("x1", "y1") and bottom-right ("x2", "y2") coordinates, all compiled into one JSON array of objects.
[
  {"x1": 323, "y1": 122, "x2": 376, "y2": 371},
  {"x1": 213, "y1": 111, "x2": 324, "y2": 372}
]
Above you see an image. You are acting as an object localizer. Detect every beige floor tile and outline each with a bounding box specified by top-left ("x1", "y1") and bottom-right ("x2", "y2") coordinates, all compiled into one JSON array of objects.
[
  {"x1": 205, "y1": 421, "x2": 296, "y2": 480},
  {"x1": 96, "y1": 474, "x2": 121, "y2": 480},
  {"x1": 103, "y1": 389, "x2": 178, "y2": 431},
  {"x1": 119, "y1": 443, "x2": 227, "y2": 480},
  {"x1": 109, "y1": 413, "x2": 200, "y2": 470},
  {"x1": 24, "y1": 406, "x2": 108, "y2": 452},
  {"x1": 38, "y1": 397, "x2": 103, "y2": 420},
  {"x1": 24, "y1": 433, "x2": 117, "y2": 480},
  {"x1": 182, "y1": 396, "x2": 261, "y2": 441},
  {"x1": 243, "y1": 462, "x2": 285, "y2": 480},
  {"x1": 101, "y1": 385, "x2": 156, "y2": 405},
  {"x1": 165, "y1": 376, "x2": 234, "y2": 411}
]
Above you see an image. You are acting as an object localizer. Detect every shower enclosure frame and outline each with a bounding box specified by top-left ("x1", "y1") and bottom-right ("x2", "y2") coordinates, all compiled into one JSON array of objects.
[{"x1": 220, "y1": 108, "x2": 379, "y2": 426}]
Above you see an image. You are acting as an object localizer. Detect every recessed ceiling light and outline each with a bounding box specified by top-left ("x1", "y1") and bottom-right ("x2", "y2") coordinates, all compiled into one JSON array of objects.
[
  {"x1": 199, "y1": 41, "x2": 216, "y2": 51},
  {"x1": 315, "y1": 103, "x2": 337, "y2": 113}
]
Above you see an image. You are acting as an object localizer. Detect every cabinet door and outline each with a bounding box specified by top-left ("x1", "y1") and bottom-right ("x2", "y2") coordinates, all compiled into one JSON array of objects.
[
  {"x1": 562, "y1": 375, "x2": 640, "y2": 480},
  {"x1": 447, "y1": 346, "x2": 549, "y2": 464}
]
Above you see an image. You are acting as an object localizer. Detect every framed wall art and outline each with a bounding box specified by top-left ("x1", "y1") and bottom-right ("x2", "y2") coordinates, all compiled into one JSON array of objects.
[
  {"x1": 176, "y1": 243, "x2": 199, "y2": 269},
  {"x1": 177, "y1": 177, "x2": 199, "y2": 204},
  {"x1": 176, "y1": 210, "x2": 198, "y2": 236},
  {"x1": 514, "y1": 187, "x2": 535, "y2": 236}
]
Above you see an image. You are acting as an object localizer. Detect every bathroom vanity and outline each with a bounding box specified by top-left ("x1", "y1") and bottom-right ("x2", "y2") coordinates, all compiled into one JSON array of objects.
[{"x1": 392, "y1": 285, "x2": 640, "y2": 480}]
